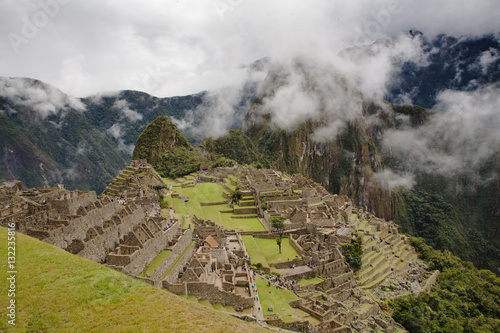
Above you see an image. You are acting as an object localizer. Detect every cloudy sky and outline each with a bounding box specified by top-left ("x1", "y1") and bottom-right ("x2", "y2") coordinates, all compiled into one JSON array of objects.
[{"x1": 0, "y1": 0, "x2": 499, "y2": 98}]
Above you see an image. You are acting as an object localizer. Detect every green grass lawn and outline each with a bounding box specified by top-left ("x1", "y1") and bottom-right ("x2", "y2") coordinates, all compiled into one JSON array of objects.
[
  {"x1": 242, "y1": 236, "x2": 301, "y2": 268},
  {"x1": 139, "y1": 250, "x2": 172, "y2": 277},
  {"x1": 161, "y1": 177, "x2": 178, "y2": 186},
  {"x1": 255, "y1": 276, "x2": 319, "y2": 324},
  {"x1": 253, "y1": 237, "x2": 301, "y2": 263},
  {"x1": 177, "y1": 183, "x2": 226, "y2": 203},
  {"x1": 170, "y1": 197, "x2": 188, "y2": 215},
  {"x1": 229, "y1": 218, "x2": 266, "y2": 232},
  {"x1": 160, "y1": 241, "x2": 195, "y2": 280},
  {"x1": 201, "y1": 205, "x2": 265, "y2": 232},
  {"x1": 241, "y1": 235, "x2": 270, "y2": 268},
  {"x1": 0, "y1": 228, "x2": 266, "y2": 333},
  {"x1": 201, "y1": 204, "x2": 229, "y2": 222},
  {"x1": 298, "y1": 277, "x2": 324, "y2": 287},
  {"x1": 166, "y1": 179, "x2": 264, "y2": 232}
]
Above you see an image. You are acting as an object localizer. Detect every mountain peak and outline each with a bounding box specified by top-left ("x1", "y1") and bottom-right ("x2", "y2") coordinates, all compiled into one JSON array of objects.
[{"x1": 132, "y1": 115, "x2": 191, "y2": 165}]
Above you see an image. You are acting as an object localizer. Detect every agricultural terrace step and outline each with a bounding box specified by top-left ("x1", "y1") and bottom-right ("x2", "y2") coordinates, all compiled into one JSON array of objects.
[
  {"x1": 364, "y1": 238, "x2": 377, "y2": 248},
  {"x1": 359, "y1": 262, "x2": 392, "y2": 286},
  {"x1": 211, "y1": 303, "x2": 226, "y2": 312},
  {"x1": 361, "y1": 269, "x2": 393, "y2": 290},
  {"x1": 198, "y1": 299, "x2": 211, "y2": 307},
  {"x1": 391, "y1": 235, "x2": 404, "y2": 246},
  {"x1": 361, "y1": 251, "x2": 378, "y2": 264},
  {"x1": 400, "y1": 250, "x2": 414, "y2": 262},
  {"x1": 360, "y1": 252, "x2": 385, "y2": 274},
  {"x1": 384, "y1": 234, "x2": 398, "y2": 243},
  {"x1": 357, "y1": 220, "x2": 369, "y2": 230},
  {"x1": 358, "y1": 254, "x2": 386, "y2": 280},
  {"x1": 395, "y1": 261, "x2": 409, "y2": 274},
  {"x1": 393, "y1": 244, "x2": 409, "y2": 258}
]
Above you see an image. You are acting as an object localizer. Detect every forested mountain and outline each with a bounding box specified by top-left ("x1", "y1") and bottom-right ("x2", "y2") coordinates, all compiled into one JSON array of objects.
[
  {"x1": 0, "y1": 75, "x2": 259, "y2": 193},
  {"x1": 386, "y1": 33, "x2": 500, "y2": 108},
  {"x1": 237, "y1": 58, "x2": 499, "y2": 272}
]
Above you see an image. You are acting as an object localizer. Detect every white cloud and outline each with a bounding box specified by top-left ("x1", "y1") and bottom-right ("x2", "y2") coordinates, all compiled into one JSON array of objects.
[
  {"x1": 113, "y1": 99, "x2": 143, "y2": 122},
  {"x1": 106, "y1": 123, "x2": 134, "y2": 155},
  {"x1": 0, "y1": 77, "x2": 85, "y2": 118},
  {"x1": 373, "y1": 169, "x2": 415, "y2": 189},
  {"x1": 0, "y1": 0, "x2": 497, "y2": 98}
]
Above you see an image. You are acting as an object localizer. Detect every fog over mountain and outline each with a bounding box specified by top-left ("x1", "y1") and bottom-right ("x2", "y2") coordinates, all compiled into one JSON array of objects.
[
  {"x1": 1, "y1": 0, "x2": 499, "y2": 271},
  {"x1": 1, "y1": 0, "x2": 499, "y2": 97}
]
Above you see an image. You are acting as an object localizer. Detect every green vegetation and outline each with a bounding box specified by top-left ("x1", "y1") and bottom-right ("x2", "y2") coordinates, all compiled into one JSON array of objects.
[
  {"x1": 160, "y1": 242, "x2": 195, "y2": 280},
  {"x1": 156, "y1": 146, "x2": 206, "y2": 179},
  {"x1": 230, "y1": 187, "x2": 242, "y2": 204},
  {"x1": 269, "y1": 216, "x2": 286, "y2": 231},
  {"x1": 298, "y1": 277, "x2": 324, "y2": 286},
  {"x1": 0, "y1": 228, "x2": 265, "y2": 333},
  {"x1": 200, "y1": 129, "x2": 269, "y2": 167},
  {"x1": 390, "y1": 237, "x2": 500, "y2": 333},
  {"x1": 255, "y1": 276, "x2": 319, "y2": 324},
  {"x1": 139, "y1": 250, "x2": 172, "y2": 277},
  {"x1": 132, "y1": 115, "x2": 191, "y2": 165},
  {"x1": 393, "y1": 189, "x2": 474, "y2": 264},
  {"x1": 0, "y1": 107, "x2": 128, "y2": 194},
  {"x1": 242, "y1": 236, "x2": 301, "y2": 268},
  {"x1": 152, "y1": 183, "x2": 167, "y2": 193},
  {"x1": 167, "y1": 178, "x2": 265, "y2": 232},
  {"x1": 341, "y1": 234, "x2": 363, "y2": 269}
]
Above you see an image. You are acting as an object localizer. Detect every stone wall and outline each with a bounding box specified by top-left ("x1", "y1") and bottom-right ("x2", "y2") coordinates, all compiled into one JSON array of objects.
[
  {"x1": 200, "y1": 201, "x2": 227, "y2": 206},
  {"x1": 122, "y1": 223, "x2": 183, "y2": 276},
  {"x1": 329, "y1": 288, "x2": 353, "y2": 302},
  {"x1": 152, "y1": 229, "x2": 192, "y2": 280},
  {"x1": 314, "y1": 319, "x2": 350, "y2": 333},
  {"x1": 186, "y1": 282, "x2": 254, "y2": 308},
  {"x1": 422, "y1": 270, "x2": 440, "y2": 293},
  {"x1": 269, "y1": 258, "x2": 307, "y2": 270},
  {"x1": 44, "y1": 200, "x2": 124, "y2": 259},
  {"x1": 290, "y1": 234, "x2": 304, "y2": 255},
  {"x1": 314, "y1": 259, "x2": 346, "y2": 277},
  {"x1": 47, "y1": 191, "x2": 97, "y2": 215},
  {"x1": 162, "y1": 242, "x2": 197, "y2": 284},
  {"x1": 357, "y1": 303, "x2": 380, "y2": 321},
  {"x1": 233, "y1": 207, "x2": 257, "y2": 215},
  {"x1": 265, "y1": 318, "x2": 310, "y2": 332}
]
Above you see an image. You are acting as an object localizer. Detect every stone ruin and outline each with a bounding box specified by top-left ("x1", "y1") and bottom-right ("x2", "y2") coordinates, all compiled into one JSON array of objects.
[{"x1": 0, "y1": 163, "x2": 440, "y2": 333}]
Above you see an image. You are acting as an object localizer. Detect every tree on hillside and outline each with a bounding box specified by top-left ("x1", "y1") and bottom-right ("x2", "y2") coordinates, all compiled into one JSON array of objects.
[
  {"x1": 229, "y1": 187, "x2": 242, "y2": 205},
  {"x1": 269, "y1": 215, "x2": 286, "y2": 231},
  {"x1": 152, "y1": 183, "x2": 167, "y2": 195},
  {"x1": 341, "y1": 233, "x2": 363, "y2": 269},
  {"x1": 270, "y1": 216, "x2": 287, "y2": 254}
]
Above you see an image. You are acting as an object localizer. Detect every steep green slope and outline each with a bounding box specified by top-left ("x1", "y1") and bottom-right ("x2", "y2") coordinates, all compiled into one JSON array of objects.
[
  {"x1": 132, "y1": 115, "x2": 191, "y2": 165},
  {"x1": 243, "y1": 102, "x2": 393, "y2": 219},
  {"x1": 131, "y1": 115, "x2": 209, "y2": 178},
  {"x1": 0, "y1": 227, "x2": 265, "y2": 332},
  {"x1": 236, "y1": 61, "x2": 500, "y2": 272},
  {"x1": 0, "y1": 105, "x2": 128, "y2": 194},
  {"x1": 200, "y1": 129, "x2": 269, "y2": 167},
  {"x1": 391, "y1": 237, "x2": 500, "y2": 333}
]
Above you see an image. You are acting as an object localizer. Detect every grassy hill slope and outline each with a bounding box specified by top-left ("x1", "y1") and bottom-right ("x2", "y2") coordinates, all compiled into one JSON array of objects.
[{"x1": 0, "y1": 227, "x2": 265, "y2": 332}]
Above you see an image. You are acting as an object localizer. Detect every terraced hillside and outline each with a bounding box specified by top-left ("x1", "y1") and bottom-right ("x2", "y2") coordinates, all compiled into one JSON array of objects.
[
  {"x1": 0, "y1": 227, "x2": 265, "y2": 332},
  {"x1": 350, "y1": 214, "x2": 420, "y2": 294},
  {"x1": 165, "y1": 173, "x2": 266, "y2": 232}
]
